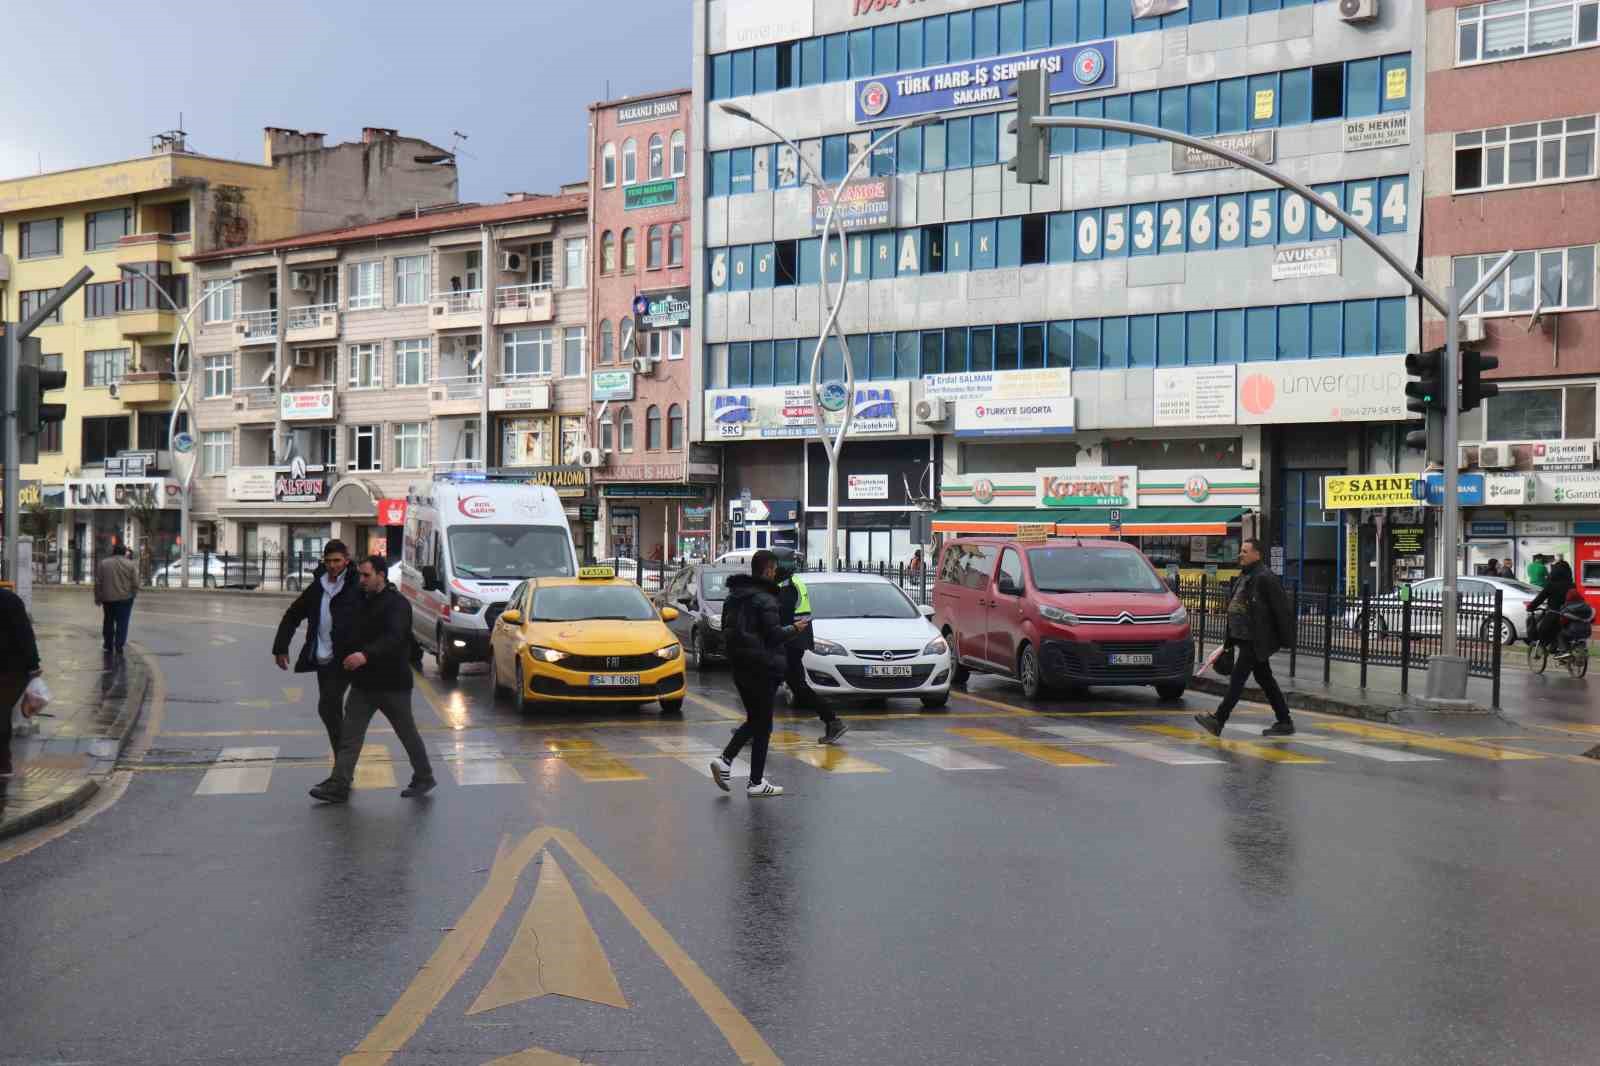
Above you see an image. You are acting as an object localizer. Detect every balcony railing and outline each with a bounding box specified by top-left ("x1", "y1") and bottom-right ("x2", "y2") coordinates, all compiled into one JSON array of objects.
[
  {"x1": 440, "y1": 289, "x2": 483, "y2": 314},
  {"x1": 239, "y1": 309, "x2": 278, "y2": 340},
  {"x1": 434, "y1": 374, "x2": 485, "y2": 401},
  {"x1": 499, "y1": 370, "x2": 556, "y2": 384},
  {"x1": 494, "y1": 282, "x2": 554, "y2": 309},
  {"x1": 286, "y1": 303, "x2": 337, "y2": 331},
  {"x1": 237, "y1": 385, "x2": 276, "y2": 410}
]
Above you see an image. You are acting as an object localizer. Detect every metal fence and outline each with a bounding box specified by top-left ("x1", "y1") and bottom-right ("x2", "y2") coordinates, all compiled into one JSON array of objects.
[{"x1": 34, "y1": 547, "x2": 337, "y2": 593}]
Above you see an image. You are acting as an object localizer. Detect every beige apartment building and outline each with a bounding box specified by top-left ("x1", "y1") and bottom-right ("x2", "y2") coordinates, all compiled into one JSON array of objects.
[{"x1": 184, "y1": 191, "x2": 592, "y2": 563}]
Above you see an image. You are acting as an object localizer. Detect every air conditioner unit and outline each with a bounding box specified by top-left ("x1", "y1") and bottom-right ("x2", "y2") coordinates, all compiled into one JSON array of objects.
[
  {"x1": 914, "y1": 397, "x2": 949, "y2": 424},
  {"x1": 578, "y1": 447, "x2": 608, "y2": 469},
  {"x1": 1338, "y1": 0, "x2": 1378, "y2": 21},
  {"x1": 1458, "y1": 445, "x2": 1473, "y2": 471},
  {"x1": 500, "y1": 251, "x2": 524, "y2": 272},
  {"x1": 632, "y1": 356, "x2": 655, "y2": 376},
  {"x1": 108, "y1": 382, "x2": 121, "y2": 400},
  {"x1": 1479, "y1": 443, "x2": 1515, "y2": 469},
  {"x1": 289, "y1": 271, "x2": 316, "y2": 292},
  {"x1": 293, "y1": 350, "x2": 316, "y2": 367},
  {"x1": 1459, "y1": 316, "x2": 1486, "y2": 342}
]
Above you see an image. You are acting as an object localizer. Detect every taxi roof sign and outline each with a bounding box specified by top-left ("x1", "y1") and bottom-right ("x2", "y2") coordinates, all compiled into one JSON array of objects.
[{"x1": 578, "y1": 565, "x2": 616, "y2": 579}]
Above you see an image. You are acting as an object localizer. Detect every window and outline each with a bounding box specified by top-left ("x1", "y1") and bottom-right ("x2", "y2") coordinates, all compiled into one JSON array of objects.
[
  {"x1": 1487, "y1": 388, "x2": 1565, "y2": 440},
  {"x1": 646, "y1": 405, "x2": 662, "y2": 450},
  {"x1": 667, "y1": 403, "x2": 684, "y2": 450},
  {"x1": 1455, "y1": 245, "x2": 1596, "y2": 315},
  {"x1": 201, "y1": 430, "x2": 232, "y2": 476},
  {"x1": 622, "y1": 137, "x2": 638, "y2": 184},
  {"x1": 349, "y1": 425, "x2": 381, "y2": 471},
  {"x1": 20, "y1": 218, "x2": 61, "y2": 259},
  {"x1": 1455, "y1": 116, "x2": 1596, "y2": 191},
  {"x1": 600, "y1": 320, "x2": 614, "y2": 364},
  {"x1": 668, "y1": 329, "x2": 685, "y2": 361},
  {"x1": 670, "y1": 130, "x2": 686, "y2": 176},
  {"x1": 167, "y1": 201, "x2": 192, "y2": 234},
  {"x1": 618, "y1": 405, "x2": 635, "y2": 452},
  {"x1": 119, "y1": 263, "x2": 182, "y2": 312},
  {"x1": 601, "y1": 231, "x2": 617, "y2": 274},
  {"x1": 565, "y1": 238, "x2": 586, "y2": 289},
  {"x1": 81, "y1": 416, "x2": 130, "y2": 465},
  {"x1": 347, "y1": 261, "x2": 383, "y2": 310},
  {"x1": 395, "y1": 338, "x2": 430, "y2": 386},
  {"x1": 39, "y1": 418, "x2": 62, "y2": 454},
  {"x1": 522, "y1": 240, "x2": 554, "y2": 288},
  {"x1": 85, "y1": 348, "x2": 129, "y2": 388},
  {"x1": 202, "y1": 280, "x2": 237, "y2": 323},
  {"x1": 648, "y1": 134, "x2": 665, "y2": 179},
  {"x1": 602, "y1": 142, "x2": 617, "y2": 187},
  {"x1": 669, "y1": 223, "x2": 685, "y2": 266},
  {"x1": 348, "y1": 343, "x2": 382, "y2": 388},
  {"x1": 395, "y1": 255, "x2": 429, "y2": 305},
  {"x1": 394, "y1": 423, "x2": 428, "y2": 470},
  {"x1": 85, "y1": 208, "x2": 131, "y2": 251},
  {"x1": 500, "y1": 416, "x2": 554, "y2": 466},
  {"x1": 648, "y1": 331, "x2": 665, "y2": 361},
  {"x1": 599, "y1": 409, "x2": 616, "y2": 453},
  {"x1": 203, "y1": 355, "x2": 233, "y2": 398},
  {"x1": 647, "y1": 225, "x2": 663, "y2": 269},
  {"x1": 19, "y1": 288, "x2": 61, "y2": 324},
  {"x1": 502, "y1": 327, "x2": 554, "y2": 377},
  {"x1": 84, "y1": 281, "x2": 121, "y2": 318},
  {"x1": 564, "y1": 326, "x2": 586, "y2": 377},
  {"x1": 1457, "y1": 0, "x2": 1600, "y2": 64},
  {"x1": 621, "y1": 228, "x2": 636, "y2": 272}
]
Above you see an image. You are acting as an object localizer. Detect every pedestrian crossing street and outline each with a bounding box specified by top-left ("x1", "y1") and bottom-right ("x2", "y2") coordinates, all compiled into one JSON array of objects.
[{"x1": 175, "y1": 717, "x2": 1552, "y2": 797}]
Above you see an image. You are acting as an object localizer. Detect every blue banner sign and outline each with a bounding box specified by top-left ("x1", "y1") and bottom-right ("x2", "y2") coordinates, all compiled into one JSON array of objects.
[
  {"x1": 1423, "y1": 473, "x2": 1485, "y2": 507},
  {"x1": 853, "y1": 40, "x2": 1118, "y2": 123}
]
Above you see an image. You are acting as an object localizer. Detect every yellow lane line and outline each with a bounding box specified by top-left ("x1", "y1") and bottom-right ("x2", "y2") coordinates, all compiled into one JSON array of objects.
[
  {"x1": 1317, "y1": 721, "x2": 1545, "y2": 761},
  {"x1": 947, "y1": 726, "x2": 1110, "y2": 766},
  {"x1": 785, "y1": 747, "x2": 890, "y2": 773},
  {"x1": 1137, "y1": 724, "x2": 1326, "y2": 764}
]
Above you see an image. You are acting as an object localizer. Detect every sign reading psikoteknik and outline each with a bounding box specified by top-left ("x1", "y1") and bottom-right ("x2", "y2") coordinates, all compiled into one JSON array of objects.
[{"x1": 853, "y1": 40, "x2": 1117, "y2": 123}]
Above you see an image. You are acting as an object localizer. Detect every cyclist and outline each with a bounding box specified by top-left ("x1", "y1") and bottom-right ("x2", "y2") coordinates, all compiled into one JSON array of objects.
[{"x1": 1554, "y1": 588, "x2": 1595, "y2": 660}]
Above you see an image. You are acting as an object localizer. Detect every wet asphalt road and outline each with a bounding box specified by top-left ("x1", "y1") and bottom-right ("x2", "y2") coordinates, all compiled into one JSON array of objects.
[{"x1": 6, "y1": 592, "x2": 1600, "y2": 1065}]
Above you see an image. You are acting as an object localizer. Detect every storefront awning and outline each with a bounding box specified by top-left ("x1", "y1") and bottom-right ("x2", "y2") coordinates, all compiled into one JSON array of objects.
[{"x1": 931, "y1": 507, "x2": 1244, "y2": 536}]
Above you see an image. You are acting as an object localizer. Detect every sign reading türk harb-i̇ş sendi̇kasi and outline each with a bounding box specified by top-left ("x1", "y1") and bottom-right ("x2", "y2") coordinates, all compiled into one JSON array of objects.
[{"x1": 853, "y1": 40, "x2": 1116, "y2": 122}]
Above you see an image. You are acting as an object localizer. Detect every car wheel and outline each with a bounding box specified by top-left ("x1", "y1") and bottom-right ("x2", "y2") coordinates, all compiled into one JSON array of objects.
[
  {"x1": 437, "y1": 628, "x2": 460, "y2": 681},
  {"x1": 513, "y1": 660, "x2": 530, "y2": 715},
  {"x1": 920, "y1": 691, "x2": 950, "y2": 710},
  {"x1": 946, "y1": 630, "x2": 970, "y2": 687},
  {"x1": 1480, "y1": 616, "x2": 1515, "y2": 645},
  {"x1": 689, "y1": 629, "x2": 708, "y2": 671},
  {"x1": 1018, "y1": 644, "x2": 1045, "y2": 702},
  {"x1": 660, "y1": 698, "x2": 684, "y2": 715},
  {"x1": 1156, "y1": 683, "x2": 1186, "y2": 701}
]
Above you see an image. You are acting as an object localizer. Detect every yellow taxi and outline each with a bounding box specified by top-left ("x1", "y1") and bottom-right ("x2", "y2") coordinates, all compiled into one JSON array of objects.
[{"x1": 489, "y1": 566, "x2": 687, "y2": 714}]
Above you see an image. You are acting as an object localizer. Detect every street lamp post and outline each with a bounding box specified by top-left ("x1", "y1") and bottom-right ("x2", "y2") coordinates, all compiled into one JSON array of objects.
[{"x1": 718, "y1": 104, "x2": 938, "y2": 570}]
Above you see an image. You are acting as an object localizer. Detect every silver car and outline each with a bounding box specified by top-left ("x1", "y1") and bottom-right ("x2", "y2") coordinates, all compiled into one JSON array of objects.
[{"x1": 1344, "y1": 575, "x2": 1541, "y2": 644}]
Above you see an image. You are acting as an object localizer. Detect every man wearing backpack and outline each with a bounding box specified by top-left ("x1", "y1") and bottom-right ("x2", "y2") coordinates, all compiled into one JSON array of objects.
[
  {"x1": 1194, "y1": 538, "x2": 1296, "y2": 738},
  {"x1": 710, "y1": 550, "x2": 808, "y2": 798}
]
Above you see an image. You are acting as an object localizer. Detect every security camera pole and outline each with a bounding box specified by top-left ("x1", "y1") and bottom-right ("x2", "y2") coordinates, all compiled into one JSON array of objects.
[{"x1": 1008, "y1": 66, "x2": 1515, "y2": 700}]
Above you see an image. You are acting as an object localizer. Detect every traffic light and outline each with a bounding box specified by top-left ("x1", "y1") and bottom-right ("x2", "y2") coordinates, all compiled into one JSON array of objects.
[
  {"x1": 16, "y1": 336, "x2": 67, "y2": 465},
  {"x1": 1459, "y1": 347, "x2": 1499, "y2": 413},
  {"x1": 1006, "y1": 66, "x2": 1049, "y2": 186},
  {"x1": 1405, "y1": 347, "x2": 1446, "y2": 416}
]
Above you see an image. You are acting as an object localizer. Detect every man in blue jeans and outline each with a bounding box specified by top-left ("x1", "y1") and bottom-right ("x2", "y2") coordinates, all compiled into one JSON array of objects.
[{"x1": 94, "y1": 544, "x2": 140, "y2": 655}]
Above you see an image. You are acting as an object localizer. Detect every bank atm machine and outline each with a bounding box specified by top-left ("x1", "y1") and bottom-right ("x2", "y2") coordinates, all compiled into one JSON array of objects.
[
  {"x1": 1575, "y1": 533, "x2": 1600, "y2": 611},
  {"x1": 727, "y1": 498, "x2": 800, "y2": 555}
]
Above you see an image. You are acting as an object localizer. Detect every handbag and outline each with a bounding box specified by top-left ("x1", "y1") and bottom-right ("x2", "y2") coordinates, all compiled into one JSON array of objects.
[{"x1": 1203, "y1": 642, "x2": 1235, "y2": 677}]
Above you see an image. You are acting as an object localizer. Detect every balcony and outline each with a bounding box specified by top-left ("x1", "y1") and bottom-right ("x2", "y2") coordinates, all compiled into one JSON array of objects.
[
  {"x1": 117, "y1": 371, "x2": 177, "y2": 407},
  {"x1": 231, "y1": 386, "x2": 278, "y2": 423},
  {"x1": 119, "y1": 306, "x2": 177, "y2": 337},
  {"x1": 428, "y1": 374, "x2": 485, "y2": 417},
  {"x1": 429, "y1": 288, "x2": 483, "y2": 331},
  {"x1": 285, "y1": 302, "x2": 339, "y2": 343},
  {"x1": 235, "y1": 309, "x2": 278, "y2": 346},
  {"x1": 116, "y1": 233, "x2": 181, "y2": 268},
  {"x1": 494, "y1": 282, "x2": 554, "y2": 326}
]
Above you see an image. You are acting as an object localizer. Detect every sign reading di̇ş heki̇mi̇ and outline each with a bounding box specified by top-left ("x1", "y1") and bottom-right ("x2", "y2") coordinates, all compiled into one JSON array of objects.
[
  {"x1": 953, "y1": 396, "x2": 1074, "y2": 437},
  {"x1": 812, "y1": 178, "x2": 895, "y2": 234},
  {"x1": 1038, "y1": 467, "x2": 1137, "y2": 508},
  {"x1": 854, "y1": 41, "x2": 1117, "y2": 123},
  {"x1": 706, "y1": 383, "x2": 906, "y2": 439}
]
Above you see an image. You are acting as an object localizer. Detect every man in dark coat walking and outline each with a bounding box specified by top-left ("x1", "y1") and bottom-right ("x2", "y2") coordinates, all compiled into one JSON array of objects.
[
  {"x1": 0, "y1": 586, "x2": 42, "y2": 779},
  {"x1": 710, "y1": 550, "x2": 807, "y2": 797},
  {"x1": 777, "y1": 564, "x2": 847, "y2": 745},
  {"x1": 271, "y1": 540, "x2": 363, "y2": 756},
  {"x1": 1195, "y1": 538, "x2": 1297, "y2": 737}
]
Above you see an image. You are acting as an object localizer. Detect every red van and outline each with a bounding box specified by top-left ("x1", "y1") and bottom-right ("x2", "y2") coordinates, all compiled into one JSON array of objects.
[{"x1": 932, "y1": 536, "x2": 1193, "y2": 701}]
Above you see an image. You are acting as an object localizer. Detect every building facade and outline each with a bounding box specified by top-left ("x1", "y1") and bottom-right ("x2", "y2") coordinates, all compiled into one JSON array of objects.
[
  {"x1": 1, "y1": 126, "x2": 458, "y2": 571},
  {"x1": 1423, "y1": 0, "x2": 1600, "y2": 589},
  {"x1": 185, "y1": 193, "x2": 591, "y2": 563},
  {"x1": 693, "y1": 0, "x2": 1427, "y2": 590},
  {"x1": 587, "y1": 89, "x2": 717, "y2": 564}
]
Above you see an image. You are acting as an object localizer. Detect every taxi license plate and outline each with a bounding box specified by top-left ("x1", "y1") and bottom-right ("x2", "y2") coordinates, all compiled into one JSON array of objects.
[
  {"x1": 864, "y1": 664, "x2": 914, "y2": 678},
  {"x1": 590, "y1": 674, "x2": 641, "y2": 687},
  {"x1": 1108, "y1": 653, "x2": 1154, "y2": 666}
]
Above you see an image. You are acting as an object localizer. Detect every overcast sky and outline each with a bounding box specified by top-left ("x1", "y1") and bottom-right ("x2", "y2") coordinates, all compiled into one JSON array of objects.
[{"x1": 1, "y1": 0, "x2": 690, "y2": 203}]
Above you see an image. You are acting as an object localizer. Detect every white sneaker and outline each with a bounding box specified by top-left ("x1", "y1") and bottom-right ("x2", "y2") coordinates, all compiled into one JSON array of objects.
[
  {"x1": 710, "y1": 758, "x2": 733, "y2": 792},
  {"x1": 746, "y1": 779, "x2": 783, "y2": 798}
]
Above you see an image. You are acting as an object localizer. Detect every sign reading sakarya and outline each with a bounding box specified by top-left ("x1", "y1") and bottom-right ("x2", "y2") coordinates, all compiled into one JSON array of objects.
[
  {"x1": 1038, "y1": 467, "x2": 1138, "y2": 508},
  {"x1": 1154, "y1": 366, "x2": 1236, "y2": 426},
  {"x1": 705, "y1": 383, "x2": 906, "y2": 440},
  {"x1": 953, "y1": 396, "x2": 1074, "y2": 438},
  {"x1": 923, "y1": 367, "x2": 1071, "y2": 402},
  {"x1": 853, "y1": 40, "x2": 1116, "y2": 122},
  {"x1": 1323, "y1": 474, "x2": 1420, "y2": 510},
  {"x1": 1236, "y1": 355, "x2": 1408, "y2": 425}
]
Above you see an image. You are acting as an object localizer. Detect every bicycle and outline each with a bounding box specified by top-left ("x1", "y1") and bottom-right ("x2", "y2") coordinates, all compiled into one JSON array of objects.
[{"x1": 1526, "y1": 607, "x2": 1590, "y2": 678}]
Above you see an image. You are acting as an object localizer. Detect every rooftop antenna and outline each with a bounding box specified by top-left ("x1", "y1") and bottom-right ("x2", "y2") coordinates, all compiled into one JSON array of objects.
[{"x1": 449, "y1": 129, "x2": 475, "y2": 160}]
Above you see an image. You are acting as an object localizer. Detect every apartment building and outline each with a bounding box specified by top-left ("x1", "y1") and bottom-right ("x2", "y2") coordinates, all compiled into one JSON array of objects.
[
  {"x1": 0, "y1": 126, "x2": 458, "y2": 568},
  {"x1": 1423, "y1": 0, "x2": 1600, "y2": 583},
  {"x1": 588, "y1": 88, "x2": 717, "y2": 563},
  {"x1": 693, "y1": 0, "x2": 1426, "y2": 590},
  {"x1": 184, "y1": 192, "x2": 591, "y2": 562}
]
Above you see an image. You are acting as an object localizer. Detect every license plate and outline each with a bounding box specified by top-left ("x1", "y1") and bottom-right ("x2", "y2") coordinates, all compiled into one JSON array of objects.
[
  {"x1": 1108, "y1": 653, "x2": 1154, "y2": 666},
  {"x1": 589, "y1": 674, "x2": 641, "y2": 687},
  {"x1": 864, "y1": 665, "x2": 914, "y2": 678}
]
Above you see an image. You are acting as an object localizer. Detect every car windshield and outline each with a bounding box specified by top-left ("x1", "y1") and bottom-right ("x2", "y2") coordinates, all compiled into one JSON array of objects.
[
  {"x1": 701, "y1": 570, "x2": 736, "y2": 601},
  {"x1": 448, "y1": 526, "x2": 572, "y2": 580},
  {"x1": 530, "y1": 585, "x2": 657, "y2": 622},
  {"x1": 806, "y1": 581, "x2": 918, "y2": 620},
  {"x1": 1027, "y1": 547, "x2": 1166, "y2": 594}
]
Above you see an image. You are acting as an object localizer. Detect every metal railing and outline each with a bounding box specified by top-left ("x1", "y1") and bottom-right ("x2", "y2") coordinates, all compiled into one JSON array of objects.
[
  {"x1": 286, "y1": 302, "x2": 337, "y2": 330},
  {"x1": 438, "y1": 289, "x2": 483, "y2": 314},
  {"x1": 495, "y1": 282, "x2": 554, "y2": 309},
  {"x1": 236, "y1": 385, "x2": 276, "y2": 410},
  {"x1": 238, "y1": 308, "x2": 277, "y2": 339},
  {"x1": 434, "y1": 373, "x2": 485, "y2": 400}
]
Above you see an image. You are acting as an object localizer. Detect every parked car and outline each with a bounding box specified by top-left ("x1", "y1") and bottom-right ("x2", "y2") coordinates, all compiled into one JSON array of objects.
[
  {"x1": 933, "y1": 536, "x2": 1192, "y2": 701},
  {"x1": 153, "y1": 555, "x2": 260, "y2": 589},
  {"x1": 715, "y1": 546, "x2": 800, "y2": 569},
  {"x1": 797, "y1": 572, "x2": 953, "y2": 709},
  {"x1": 1343, "y1": 575, "x2": 1538, "y2": 644},
  {"x1": 657, "y1": 564, "x2": 741, "y2": 669}
]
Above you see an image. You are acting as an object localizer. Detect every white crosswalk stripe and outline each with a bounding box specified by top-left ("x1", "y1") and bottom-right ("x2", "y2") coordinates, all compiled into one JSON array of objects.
[
  {"x1": 1272, "y1": 735, "x2": 1442, "y2": 763},
  {"x1": 892, "y1": 745, "x2": 1003, "y2": 771},
  {"x1": 194, "y1": 747, "x2": 279, "y2": 796},
  {"x1": 1030, "y1": 724, "x2": 1224, "y2": 765},
  {"x1": 639, "y1": 735, "x2": 749, "y2": 778},
  {"x1": 437, "y1": 741, "x2": 526, "y2": 785}
]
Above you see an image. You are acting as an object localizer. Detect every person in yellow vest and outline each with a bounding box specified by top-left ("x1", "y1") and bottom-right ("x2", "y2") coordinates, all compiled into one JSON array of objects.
[{"x1": 778, "y1": 565, "x2": 847, "y2": 745}]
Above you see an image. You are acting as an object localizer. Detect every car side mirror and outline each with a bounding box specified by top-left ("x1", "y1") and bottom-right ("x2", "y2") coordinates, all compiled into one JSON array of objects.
[
  {"x1": 420, "y1": 565, "x2": 440, "y2": 592},
  {"x1": 661, "y1": 607, "x2": 680, "y2": 622},
  {"x1": 919, "y1": 604, "x2": 936, "y2": 619},
  {"x1": 996, "y1": 576, "x2": 1020, "y2": 597},
  {"x1": 499, "y1": 609, "x2": 522, "y2": 626}
]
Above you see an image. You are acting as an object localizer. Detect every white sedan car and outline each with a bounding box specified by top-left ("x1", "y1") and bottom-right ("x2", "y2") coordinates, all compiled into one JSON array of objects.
[
  {"x1": 1344, "y1": 575, "x2": 1541, "y2": 644},
  {"x1": 798, "y1": 573, "x2": 953, "y2": 708}
]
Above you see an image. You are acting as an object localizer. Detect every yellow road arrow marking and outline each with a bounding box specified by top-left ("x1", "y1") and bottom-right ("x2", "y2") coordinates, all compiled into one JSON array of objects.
[{"x1": 484, "y1": 1050, "x2": 583, "y2": 1066}]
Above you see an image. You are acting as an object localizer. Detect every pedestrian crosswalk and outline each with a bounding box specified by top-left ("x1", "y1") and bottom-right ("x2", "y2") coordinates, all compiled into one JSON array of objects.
[{"x1": 169, "y1": 716, "x2": 1556, "y2": 797}]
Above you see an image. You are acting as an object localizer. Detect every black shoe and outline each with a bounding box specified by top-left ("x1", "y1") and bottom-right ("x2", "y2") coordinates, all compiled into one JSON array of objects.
[
  {"x1": 1261, "y1": 721, "x2": 1296, "y2": 737},
  {"x1": 401, "y1": 777, "x2": 437, "y2": 798},
  {"x1": 819, "y1": 720, "x2": 849, "y2": 745},
  {"x1": 309, "y1": 781, "x2": 350, "y2": 803},
  {"x1": 1193, "y1": 712, "x2": 1223, "y2": 737}
]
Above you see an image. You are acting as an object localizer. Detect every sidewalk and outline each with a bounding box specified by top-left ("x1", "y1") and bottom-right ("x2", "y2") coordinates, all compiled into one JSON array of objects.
[{"x1": 1, "y1": 623, "x2": 153, "y2": 842}]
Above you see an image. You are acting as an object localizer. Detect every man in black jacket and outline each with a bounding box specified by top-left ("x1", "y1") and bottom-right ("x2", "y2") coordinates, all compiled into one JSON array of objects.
[
  {"x1": 271, "y1": 540, "x2": 362, "y2": 756},
  {"x1": 310, "y1": 556, "x2": 435, "y2": 804},
  {"x1": 1, "y1": 587, "x2": 43, "y2": 779},
  {"x1": 1195, "y1": 538, "x2": 1296, "y2": 738},
  {"x1": 710, "y1": 550, "x2": 807, "y2": 797},
  {"x1": 777, "y1": 565, "x2": 847, "y2": 745}
]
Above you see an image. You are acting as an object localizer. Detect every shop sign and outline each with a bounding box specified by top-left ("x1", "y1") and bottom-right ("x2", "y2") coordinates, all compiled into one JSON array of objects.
[
  {"x1": 1484, "y1": 473, "x2": 1536, "y2": 506},
  {"x1": 624, "y1": 179, "x2": 678, "y2": 211},
  {"x1": 723, "y1": 0, "x2": 811, "y2": 48},
  {"x1": 706, "y1": 383, "x2": 906, "y2": 440},
  {"x1": 489, "y1": 384, "x2": 551, "y2": 412},
  {"x1": 1236, "y1": 355, "x2": 1407, "y2": 425},
  {"x1": 1346, "y1": 521, "x2": 1359, "y2": 596},
  {"x1": 1469, "y1": 521, "x2": 1511, "y2": 536},
  {"x1": 1039, "y1": 467, "x2": 1137, "y2": 509},
  {"x1": 922, "y1": 367, "x2": 1071, "y2": 402},
  {"x1": 1269, "y1": 545, "x2": 1286, "y2": 575},
  {"x1": 280, "y1": 388, "x2": 335, "y2": 421},
  {"x1": 592, "y1": 370, "x2": 634, "y2": 402},
  {"x1": 1170, "y1": 129, "x2": 1274, "y2": 174},
  {"x1": 952, "y1": 396, "x2": 1074, "y2": 438},
  {"x1": 1519, "y1": 519, "x2": 1566, "y2": 535},
  {"x1": 853, "y1": 40, "x2": 1117, "y2": 123},
  {"x1": 681, "y1": 505, "x2": 712, "y2": 529},
  {"x1": 377, "y1": 498, "x2": 408, "y2": 527},
  {"x1": 578, "y1": 503, "x2": 601, "y2": 522},
  {"x1": 594, "y1": 461, "x2": 688, "y2": 484},
  {"x1": 17, "y1": 481, "x2": 41, "y2": 508},
  {"x1": 1535, "y1": 471, "x2": 1600, "y2": 505},
  {"x1": 523, "y1": 466, "x2": 589, "y2": 499},
  {"x1": 226, "y1": 468, "x2": 276, "y2": 502},
  {"x1": 812, "y1": 178, "x2": 895, "y2": 234},
  {"x1": 847, "y1": 474, "x2": 889, "y2": 501},
  {"x1": 1138, "y1": 468, "x2": 1260, "y2": 507},
  {"x1": 274, "y1": 458, "x2": 330, "y2": 504},
  {"x1": 941, "y1": 473, "x2": 1038, "y2": 508},
  {"x1": 1154, "y1": 366, "x2": 1236, "y2": 426},
  {"x1": 1423, "y1": 472, "x2": 1486, "y2": 506},
  {"x1": 65, "y1": 478, "x2": 177, "y2": 510},
  {"x1": 1270, "y1": 242, "x2": 1341, "y2": 281},
  {"x1": 1323, "y1": 474, "x2": 1420, "y2": 509},
  {"x1": 1343, "y1": 113, "x2": 1411, "y2": 152},
  {"x1": 1391, "y1": 525, "x2": 1427, "y2": 555},
  {"x1": 1532, "y1": 439, "x2": 1595, "y2": 469},
  {"x1": 616, "y1": 96, "x2": 680, "y2": 125},
  {"x1": 633, "y1": 288, "x2": 691, "y2": 329}
]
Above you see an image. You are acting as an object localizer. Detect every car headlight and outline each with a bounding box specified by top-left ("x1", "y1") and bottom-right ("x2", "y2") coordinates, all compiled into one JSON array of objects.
[
  {"x1": 527, "y1": 645, "x2": 567, "y2": 663},
  {"x1": 811, "y1": 638, "x2": 849, "y2": 657},
  {"x1": 1040, "y1": 604, "x2": 1079, "y2": 625},
  {"x1": 1169, "y1": 606, "x2": 1188, "y2": 625},
  {"x1": 921, "y1": 636, "x2": 949, "y2": 656},
  {"x1": 452, "y1": 593, "x2": 484, "y2": 613},
  {"x1": 706, "y1": 615, "x2": 722, "y2": 630},
  {"x1": 655, "y1": 643, "x2": 682, "y2": 661}
]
